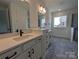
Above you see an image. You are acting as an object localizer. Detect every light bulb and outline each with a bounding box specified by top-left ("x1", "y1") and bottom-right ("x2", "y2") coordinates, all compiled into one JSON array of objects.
[
  {"x1": 40, "y1": 6, "x2": 43, "y2": 11},
  {"x1": 39, "y1": 5, "x2": 46, "y2": 14},
  {"x1": 43, "y1": 8, "x2": 46, "y2": 13}
]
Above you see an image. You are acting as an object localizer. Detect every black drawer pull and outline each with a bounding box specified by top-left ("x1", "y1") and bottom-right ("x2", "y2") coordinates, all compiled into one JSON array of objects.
[
  {"x1": 31, "y1": 48, "x2": 34, "y2": 54},
  {"x1": 38, "y1": 39, "x2": 41, "y2": 40},
  {"x1": 5, "y1": 52, "x2": 17, "y2": 59},
  {"x1": 28, "y1": 51, "x2": 31, "y2": 57},
  {"x1": 5, "y1": 57, "x2": 9, "y2": 59}
]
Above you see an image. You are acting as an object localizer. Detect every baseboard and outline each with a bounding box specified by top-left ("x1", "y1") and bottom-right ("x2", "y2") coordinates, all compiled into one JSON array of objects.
[{"x1": 52, "y1": 36, "x2": 70, "y2": 40}]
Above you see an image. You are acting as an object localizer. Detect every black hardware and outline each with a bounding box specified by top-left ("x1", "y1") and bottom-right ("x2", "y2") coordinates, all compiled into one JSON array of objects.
[
  {"x1": 5, "y1": 52, "x2": 17, "y2": 59},
  {"x1": 20, "y1": 29, "x2": 24, "y2": 36},
  {"x1": 28, "y1": 51, "x2": 31, "y2": 57},
  {"x1": 5, "y1": 57, "x2": 9, "y2": 59},
  {"x1": 31, "y1": 48, "x2": 34, "y2": 54},
  {"x1": 38, "y1": 39, "x2": 41, "y2": 40},
  {"x1": 39, "y1": 57, "x2": 42, "y2": 59}
]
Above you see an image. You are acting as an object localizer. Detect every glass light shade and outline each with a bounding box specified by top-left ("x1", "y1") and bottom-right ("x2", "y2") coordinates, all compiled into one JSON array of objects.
[{"x1": 39, "y1": 6, "x2": 46, "y2": 14}]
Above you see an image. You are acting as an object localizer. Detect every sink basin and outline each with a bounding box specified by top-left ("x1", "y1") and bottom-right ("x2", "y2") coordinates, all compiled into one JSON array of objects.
[{"x1": 13, "y1": 35, "x2": 34, "y2": 41}]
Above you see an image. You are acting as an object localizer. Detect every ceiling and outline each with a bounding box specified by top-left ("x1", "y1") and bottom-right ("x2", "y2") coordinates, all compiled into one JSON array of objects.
[
  {"x1": 44, "y1": 0, "x2": 78, "y2": 12},
  {"x1": 0, "y1": 0, "x2": 78, "y2": 12},
  {"x1": 0, "y1": 0, "x2": 16, "y2": 5}
]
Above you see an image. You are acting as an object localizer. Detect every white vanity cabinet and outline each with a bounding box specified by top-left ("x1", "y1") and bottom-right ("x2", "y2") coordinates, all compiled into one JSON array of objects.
[
  {"x1": 15, "y1": 49, "x2": 31, "y2": 59},
  {"x1": 41, "y1": 30, "x2": 52, "y2": 59},
  {"x1": 0, "y1": 46, "x2": 22, "y2": 59},
  {"x1": 15, "y1": 37, "x2": 42, "y2": 59},
  {"x1": 0, "y1": 36, "x2": 42, "y2": 59},
  {"x1": 42, "y1": 30, "x2": 49, "y2": 51},
  {"x1": 46, "y1": 31, "x2": 52, "y2": 48},
  {"x1": 31, "y1": 38, "x2": 42, "y2": 59},
  {"x1": 36, "y1": 39, "x2": 42, "y2": 59},
  {"x1": 14, "y1": 52, "x2": 27, "y2": 59}
]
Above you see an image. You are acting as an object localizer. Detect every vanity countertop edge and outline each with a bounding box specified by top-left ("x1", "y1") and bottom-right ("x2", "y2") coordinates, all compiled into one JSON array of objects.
[{"x1": 0, "y1": 32, "x2": 43, "y2": 55}]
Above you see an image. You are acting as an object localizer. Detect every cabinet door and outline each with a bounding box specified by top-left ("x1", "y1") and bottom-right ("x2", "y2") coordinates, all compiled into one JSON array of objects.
[
  {"x1": 41, "y1": 38, "x2": 47, "y2": 55},
  {"x1": 1, "y1": 46, "x2": 22, "y2": 59},
  {"x1": 31, "y1": 40, "x2": 41, "y2": 59},
  {"x1": 15, "y1": 52, "x2": 27, "y2": 59},
  {"x1": 36, "y1": 41, "x2": 41, "y2": 59},
  {"x1": 44, "y1": 35, "x2": 49, "y2": 49},
  {"x1": 45, "y1": 32, "x2": 51, "y2": 49},
  {"x1": 15, "y1": 49, "x2": 31, "y2": 59},
  {"x1": 41, "y1": 32, "x2": 50, "y2": 56}
]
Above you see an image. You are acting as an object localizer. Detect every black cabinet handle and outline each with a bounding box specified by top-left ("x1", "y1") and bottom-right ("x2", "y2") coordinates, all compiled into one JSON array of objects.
[
  {"x1": 38, "y1": 39, "x2": 41, "y2": 40},
  {"x1": 28, "y1": 51, "x2": 31, "y2": 57},
  {"x1": 5, "y1": 52, "x2": 17, "y2": 59},
  {"x1": 31, "y1": 48, "x2": 34, "y2": 54},
  {"x1": 5, "y1": 57, "x2": 9, "y2": 59}
]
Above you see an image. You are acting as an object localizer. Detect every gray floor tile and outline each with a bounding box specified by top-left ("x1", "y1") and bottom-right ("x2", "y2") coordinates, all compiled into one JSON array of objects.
[{"x1": 45, "y1": 37, "x2": 78, "y2": 59}]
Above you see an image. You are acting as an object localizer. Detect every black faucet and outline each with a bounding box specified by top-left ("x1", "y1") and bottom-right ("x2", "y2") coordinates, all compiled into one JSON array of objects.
[{"x1": 20, "y1": 29, "x2": 24, "y2": 36}]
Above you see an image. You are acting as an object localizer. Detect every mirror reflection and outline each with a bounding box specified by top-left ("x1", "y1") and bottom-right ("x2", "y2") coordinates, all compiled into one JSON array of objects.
[
  {"x1": 0, "y1": 1, "x2": 30, "y2": 34},
  {"x1": 38, "y1": 13, "x2": 46, "y2": 28}
]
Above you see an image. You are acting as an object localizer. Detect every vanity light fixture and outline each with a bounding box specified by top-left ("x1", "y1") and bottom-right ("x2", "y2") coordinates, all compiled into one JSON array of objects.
[{"x1": 39, "y1": 5, "x2": 46, "y2": 14}]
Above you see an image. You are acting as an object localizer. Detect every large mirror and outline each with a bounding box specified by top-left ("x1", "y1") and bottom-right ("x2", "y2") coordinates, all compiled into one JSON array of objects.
[
  {"x1": 38, "y1": 5, "x2": 46, "y2": 28},
  {"x1": 0, "y1": 3, "x2": 11, "y2": 34},
  {"x1": 0, "y1": 1, "x2": 30, "y2": 34},
  {"x1": 38, "y1": 13, "x2": 46, "y2": 28}
]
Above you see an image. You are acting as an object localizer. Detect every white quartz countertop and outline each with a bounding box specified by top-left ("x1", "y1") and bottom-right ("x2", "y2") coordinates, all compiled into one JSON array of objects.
[{"x1": 0, "y1": 32, "x2": 42, "y2": 54}]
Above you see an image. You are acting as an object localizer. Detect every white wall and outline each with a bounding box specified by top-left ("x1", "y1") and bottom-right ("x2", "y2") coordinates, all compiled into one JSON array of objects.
[
  {"x1": 28, "y1": 0, "x2": 38, "y2": 28},
  {"x1": 9, "y1": 0, "x2": 50, "y2": 32},
  {"x1": 45, "y1": 10, "x2": 51, "y2": 29},
  {"x1": 51, "y1": 8, "x2": 78, "y2": 39},
  {"x1": 29, "y1": 0, "x2": 49, "y2": 28}
]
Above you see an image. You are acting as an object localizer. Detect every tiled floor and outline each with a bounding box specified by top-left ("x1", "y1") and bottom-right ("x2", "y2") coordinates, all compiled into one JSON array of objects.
[{"x1": 45, "y1": 37, "x2": 78, "y2": 59}]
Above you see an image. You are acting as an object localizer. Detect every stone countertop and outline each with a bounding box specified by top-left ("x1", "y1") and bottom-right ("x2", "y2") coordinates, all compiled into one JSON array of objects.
[{"x1": 0, "y1": 32, "x2": 42, "y2": 54}]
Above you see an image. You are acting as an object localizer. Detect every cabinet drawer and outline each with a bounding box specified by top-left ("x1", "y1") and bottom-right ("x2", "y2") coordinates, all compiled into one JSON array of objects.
[
  {"x1": 1, "y1": 46, "x2": 22, "y2": 59},
  {"x1": 23, "y1": 40, "x2": 35, "y2": 51}
]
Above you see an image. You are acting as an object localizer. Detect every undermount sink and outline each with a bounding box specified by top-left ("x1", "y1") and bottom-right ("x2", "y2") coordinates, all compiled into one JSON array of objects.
[{"x1": 13, "y1": 35, "x2": 34, "y2": 41}]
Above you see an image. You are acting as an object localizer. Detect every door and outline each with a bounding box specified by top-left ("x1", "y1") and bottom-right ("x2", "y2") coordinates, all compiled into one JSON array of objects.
[
  {"x1": 71, "y1": 13, "x2": 78, "y2": 41},
  {"x1": 41, "y1": 31, "x2": 48, "y2": 56},
  {"x1": 15, "y1": 49, "x2": 31, "y2": 59},
  {"x1": 35, "y1": 41, "x2": 42, "y2": 59}
]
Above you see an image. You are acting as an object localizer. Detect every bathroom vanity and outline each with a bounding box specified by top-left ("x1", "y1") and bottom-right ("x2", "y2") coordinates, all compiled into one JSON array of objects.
[
  {"x1": 0, "y1": 1, "x2": 52, "y2": 59},
  {"x1": 0, "y1": 29, "x2": 52, "y2": 59},
  {"x1": 0, "y1": 31, "x2": 42, "y2": 59}
]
